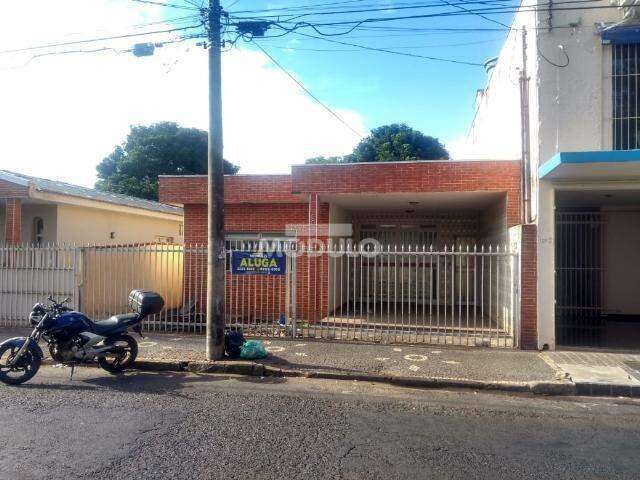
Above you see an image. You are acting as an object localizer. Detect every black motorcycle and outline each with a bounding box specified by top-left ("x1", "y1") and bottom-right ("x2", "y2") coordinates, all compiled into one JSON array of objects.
[{"x1": 0, "y1": 289, "x2": 164, "y2": 385}]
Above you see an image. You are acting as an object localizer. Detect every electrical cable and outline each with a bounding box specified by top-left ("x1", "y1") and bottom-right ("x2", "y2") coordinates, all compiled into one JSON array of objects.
[
  {"x1": 127, "y1": 0, "x2": 201, "y2": 10},
  {"x1": 236, "y1": 2, "x2": 624, "y2": 32},
  {"x1": 251, "y1": 39, "x2": 365, "y2": 138},
  {"x1": 261, "y1": 37, "x2": 503, "y2": 52},
  {"x1": 538, "y1": 43, "x2": 570, "y2": 67},
  {"x1": 269, "y1": 29, "x2": 486, "y2": 65},
  {"x1": 0, "y1": 24, "x2": 204, "y2": 56},
  {"x1": 437, "y1": 0, "x2": 511, "y2": 29}
]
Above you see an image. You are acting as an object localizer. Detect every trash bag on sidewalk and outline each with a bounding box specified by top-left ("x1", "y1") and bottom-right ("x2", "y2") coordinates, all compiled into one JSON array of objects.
[
  {"x1": 225, "y1": 330, "x2": 246, "y2": 359},
  {"x1": 240, "y1": 340, "x2": 268, "y2": 360}
]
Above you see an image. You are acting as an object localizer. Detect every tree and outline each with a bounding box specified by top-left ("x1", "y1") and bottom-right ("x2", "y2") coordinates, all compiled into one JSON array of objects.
[
  {"x1": 347, "y1": 124, "x2": 449, "y2": 163},
  {"x1": 304, "y1": 124, "x2": 449, "y2": 165},
  {"x1": 95, "y1": 122, "x2": 239, "y2": 200}
]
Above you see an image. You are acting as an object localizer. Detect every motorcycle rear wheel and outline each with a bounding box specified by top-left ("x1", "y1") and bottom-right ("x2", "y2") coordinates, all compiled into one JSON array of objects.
[
  {"x1": 98, "y1": 335, "x2": 138, "y2": 374},
  {"x1": 0, "y1": 344, "x2": 41, "y2": 385}
]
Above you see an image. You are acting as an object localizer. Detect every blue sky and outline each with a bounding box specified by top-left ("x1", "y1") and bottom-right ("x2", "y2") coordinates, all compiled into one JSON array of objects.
[
  {"x1": 0, "y1": 1, "x2": 515, "y2": 186},
  {"x1": 223, "y1": 0, "x2": 515, "y2": 142}
]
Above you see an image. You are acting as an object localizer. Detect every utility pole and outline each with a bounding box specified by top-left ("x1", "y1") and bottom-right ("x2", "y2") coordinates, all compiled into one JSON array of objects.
[{"x1": 206, "y1": 0, "x2": 225, "y2": 360}]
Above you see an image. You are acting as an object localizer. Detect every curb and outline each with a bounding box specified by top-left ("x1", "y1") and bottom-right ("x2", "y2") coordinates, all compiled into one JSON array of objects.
[
  {"x1": 136, "y1": 359, "x2": 579, "y2": 397},
  {"x1": 43, "y1": 358, "x2": 640, "y2": 398}
]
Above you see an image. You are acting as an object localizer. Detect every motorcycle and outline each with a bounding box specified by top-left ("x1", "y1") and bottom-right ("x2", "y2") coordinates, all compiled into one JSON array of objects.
[{"x1": 0, "y1": 289, "x2": 164, "y2": 385}]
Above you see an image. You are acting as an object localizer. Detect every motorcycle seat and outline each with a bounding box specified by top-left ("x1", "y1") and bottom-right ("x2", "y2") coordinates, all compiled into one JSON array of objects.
[{"x1": 92, "y1": 314, "x2": 139, "y2": 335}]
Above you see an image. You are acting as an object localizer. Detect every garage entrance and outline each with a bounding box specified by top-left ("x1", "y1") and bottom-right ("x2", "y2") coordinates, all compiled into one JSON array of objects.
[{"x1": 555, "y1": 190, "x2": 640, "y2": 348}]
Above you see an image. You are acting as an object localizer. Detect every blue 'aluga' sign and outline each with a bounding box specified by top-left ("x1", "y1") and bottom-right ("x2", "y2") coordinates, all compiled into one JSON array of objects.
[{"x1": 231, "y1": 251, "x2": 286, "y2": 276}]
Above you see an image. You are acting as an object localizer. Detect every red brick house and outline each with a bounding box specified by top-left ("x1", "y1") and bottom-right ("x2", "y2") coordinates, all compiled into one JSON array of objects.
[{"x1": 159, "y1": 160, "x2": 536, "y2": 349}]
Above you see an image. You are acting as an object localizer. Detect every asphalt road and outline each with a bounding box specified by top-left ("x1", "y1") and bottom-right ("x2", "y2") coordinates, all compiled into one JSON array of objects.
[{"x1": 1, "y1": 367, "x2": 640, "y2": 480}]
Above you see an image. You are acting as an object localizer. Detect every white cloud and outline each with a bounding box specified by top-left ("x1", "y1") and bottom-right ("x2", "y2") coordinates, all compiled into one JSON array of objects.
[{"x1": 0, "y1": 1, "x2": 365, "y2": 186}]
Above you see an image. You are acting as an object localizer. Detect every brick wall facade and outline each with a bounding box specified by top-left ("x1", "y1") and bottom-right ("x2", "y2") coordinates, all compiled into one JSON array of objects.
[
  {"x1": 159, "y1": 175, "x2": 304, "y2": 206},
  {"x1": 520, "y1": 224, "x2": 538, "y2": 349},
  {"x1": 158, "y1": 161, "x2": 529, "y2": 346},
  {"x1": 181, "y1": 200, "x2": 330, "y2": 325},
  {"x1": 4, "y1": 198, "x2": 23, "y2": 245},
  {"x1": 291, "y1": 160, "x2": 521, "y2": 227},
  {"x1": 0, "y1": 179, "x2": 29, "y2": 199}
]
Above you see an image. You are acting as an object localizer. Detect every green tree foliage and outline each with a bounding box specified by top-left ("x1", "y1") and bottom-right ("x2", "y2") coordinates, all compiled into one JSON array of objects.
[
  {"x1": 305, "y1": 123, "x2": 449, "y2": 165},
  {"x1": 347, "y1": 124, "x2": 449, "y2": 162},
  {"x1": 96, "y1": 122, "x2": 239, "y2": 200}
]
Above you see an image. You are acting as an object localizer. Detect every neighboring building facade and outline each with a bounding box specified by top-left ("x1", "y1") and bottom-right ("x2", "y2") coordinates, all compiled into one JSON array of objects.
[
  {"x1": 464, "y1": 3, "x2": 640, "y2": 348},
  {"x1": 159, "y1": 160, "x2": 538, "y2": 348},
  {"x1": 0, "y1": 170, "x2": 183, "y2": 245}
]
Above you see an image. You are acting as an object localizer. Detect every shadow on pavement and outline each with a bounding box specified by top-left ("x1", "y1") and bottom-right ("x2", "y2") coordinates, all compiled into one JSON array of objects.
[
  {"x1": 16, "y1": 369, "x2": 230, "y2": 396},
  {"x1": 262, "y1": 355, "x2": 370, "y2": 375}
]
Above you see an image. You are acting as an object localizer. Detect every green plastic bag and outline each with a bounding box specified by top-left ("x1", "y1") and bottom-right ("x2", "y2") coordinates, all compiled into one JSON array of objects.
[{"x1": 240, "y1": 340, "x2": 268, "y2": 360}]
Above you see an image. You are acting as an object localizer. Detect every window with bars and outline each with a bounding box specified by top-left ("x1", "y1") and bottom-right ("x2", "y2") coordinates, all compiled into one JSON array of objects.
[{"x1": 612, "y1": 43, "x2": 640, "y2": 150}]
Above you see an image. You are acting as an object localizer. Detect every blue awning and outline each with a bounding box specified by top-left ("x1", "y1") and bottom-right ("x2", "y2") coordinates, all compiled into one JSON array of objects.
[
  {"x1": 539, "y1": 150, "x2": 640, "y2": 181},
  {"x1": 601, "y1": 24, "x2": 640, "y2": 45}
]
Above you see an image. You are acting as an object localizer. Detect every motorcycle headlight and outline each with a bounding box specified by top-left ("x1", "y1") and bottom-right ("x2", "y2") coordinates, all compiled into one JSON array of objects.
[{"x1": 29, "y1": 311, "x2": 42, "y2": 326}]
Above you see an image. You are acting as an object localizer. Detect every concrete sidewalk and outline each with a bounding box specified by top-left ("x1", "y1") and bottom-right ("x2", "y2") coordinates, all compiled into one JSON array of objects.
[
  {"x1": 3, "y1": 326, "x2": 640, "y2": 397},
  {"x1": 0, "y1": 326, "x2": 556, "y2": 387}
]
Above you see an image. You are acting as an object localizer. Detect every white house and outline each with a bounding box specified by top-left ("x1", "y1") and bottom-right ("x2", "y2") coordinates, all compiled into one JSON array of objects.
[
  {"x1": 0, "y1": 170, "x2": 183, "y2": 246},
  {"x1": 463, "y1": 1, "x2": 640, "y2": 349}
]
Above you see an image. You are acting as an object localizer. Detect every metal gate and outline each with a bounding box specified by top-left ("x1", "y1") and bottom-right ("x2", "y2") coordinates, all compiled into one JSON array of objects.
[
  {"x1": 0, "y1": 244, "x2": 79, "y2": 326},
  {"x1": 226, "y1": 244, "x2": 519, "y2": 348},
  {"x1": 0, "y1": 243, "x2": 519, "y2": 348},
  {"x1": 555, "y1": 211, "x2": 603, "y2": 346}
]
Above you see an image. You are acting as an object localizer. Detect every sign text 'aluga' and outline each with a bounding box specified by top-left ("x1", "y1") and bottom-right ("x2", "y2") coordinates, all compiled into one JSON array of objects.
[{"x1": 231, "y1": 251, "x2": 286, "y2": 275}]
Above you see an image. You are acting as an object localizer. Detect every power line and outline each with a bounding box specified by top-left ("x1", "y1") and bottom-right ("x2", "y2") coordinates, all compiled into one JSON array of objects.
[
  {"x1": 181, "y1": 0, "x2": 204, "y2": 8},
  {"x1": 274, "y1": 30, "x2": 486, "y2": 65},
  {"x1": 230, "y1": 0, "x2": 399, "y2": 15},
  {"x1": 0, "y1": 24, "x2": 204, "y2": 56},
  {"x1": 0, "y1": 32, "x2": 206, "y2": 70},
  {"x1": 229, "y1": 0, "x2": 517, "y2": 16},
  {"x1": 127, "y1": 0, "x2": 201, "y2": 10},
  {"x1": 0, "y1": 47, "x2": 121, "y2": 70},
  {"x1": 438, "y1": 0, "x2": 512, "y2": 29},
  {"x1": 230, "y1": 0, "x2": 520, "y2": 21},
  {"x1": 229, "y1": 0, "x2": 605, "y2": 20},
  {"x1": 262, "y1": 37, "x2": 503, "y2": 52},
  {"x1": 245, "y1": 1, "x2": 618, "y2": 32},
  {"x1": 54, "y1": 14, "x2": 200, "y2": 43},
  {"x1": 251, "y1": 40, "x2": 365, "y2": 138}
]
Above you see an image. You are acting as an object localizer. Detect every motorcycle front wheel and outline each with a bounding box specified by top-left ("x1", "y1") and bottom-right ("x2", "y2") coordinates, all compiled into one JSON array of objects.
[
  {"x1": 98, "y1": 335, "x2": 138, "y2": 374},
  {"x1": 0, "y1": 343, "x2": 41, "y2": 385}
]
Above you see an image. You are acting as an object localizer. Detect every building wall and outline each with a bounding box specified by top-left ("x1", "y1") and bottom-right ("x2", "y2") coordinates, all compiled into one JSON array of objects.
[
  {"x1": 159, "y1": 174, "x2": 302, "y2": 205},
  {"x1": 56, "y1": 204, "x2": 183, "y2": 245},
  {"x1": 463, "y1": 4, "x2": 538, "y2": 162},
  {"x1": 294, "y1": 161, "x2": 521, "y2": 228},
  {"x1": 0, "y1": 206, "x2": 4, "y2": 242},
  {"x1": 163, "y1": 166, "x2": 523, "y2": 340},
  {"x1": 21, "y1": 204, "x2": 57, "y2": 244},
  {"x1": 464, "y1": 6, "x2": 622, "y2": 217},
  {"x1": 603, "y1": 210, "x2": 640, "y2": 315},
  {"x1": 0, "y1": 179, "x2": 29, "y2": 198},
  {"x1": 182, "y1": 201, "x2": 329, "y2": 323}
]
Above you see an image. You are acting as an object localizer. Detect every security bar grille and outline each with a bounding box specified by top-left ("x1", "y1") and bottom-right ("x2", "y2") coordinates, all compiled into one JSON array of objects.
[
  {"x1": 555, "y1": 212, "x2": 603, "y2": 347},
  {"x1": 0, "y1": 243, "x2": 520, "y2": 348},
  {"x1": 225, "y1": 244, "x2": 519, "y2": 348},
  {"x1": 613, "y1": 43, "x2": 640, "y2": 150}
]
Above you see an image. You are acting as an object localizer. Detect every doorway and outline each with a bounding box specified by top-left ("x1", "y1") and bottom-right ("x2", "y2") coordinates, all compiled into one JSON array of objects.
[{"x1": 555, "y1": 190, "x2": 640, "y2": 348}]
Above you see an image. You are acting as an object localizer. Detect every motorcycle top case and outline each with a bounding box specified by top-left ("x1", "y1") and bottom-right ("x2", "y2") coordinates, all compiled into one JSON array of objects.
[{"x1": 128, "y1": 290, "x2": 164, "y2": 317}]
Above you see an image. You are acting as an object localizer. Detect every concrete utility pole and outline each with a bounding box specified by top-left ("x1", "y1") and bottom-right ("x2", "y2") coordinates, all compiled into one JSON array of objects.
[{"x1": 206, "y1": 0, "x2": 225, "y2": 360}]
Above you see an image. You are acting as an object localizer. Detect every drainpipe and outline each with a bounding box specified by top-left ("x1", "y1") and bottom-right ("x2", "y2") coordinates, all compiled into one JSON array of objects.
[{"x1": 519, "y1": 27, "x2": 532, "y2": 224}]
